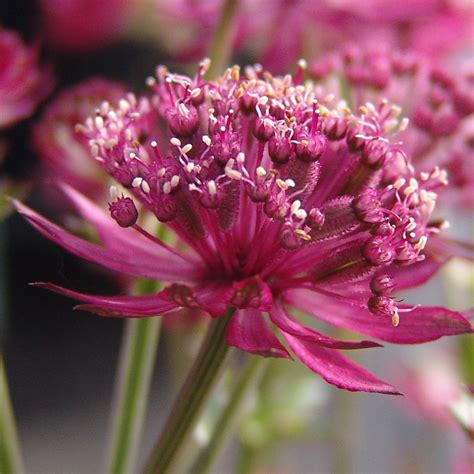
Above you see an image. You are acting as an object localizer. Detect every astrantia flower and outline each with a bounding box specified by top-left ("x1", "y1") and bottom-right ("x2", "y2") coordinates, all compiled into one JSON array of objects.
[
  {"x1": 16, "y1": 61, "x2": 472, "y2": 394},
  {"x1": 0, "y1": 29, "x2": 54, "y2": 130},
  {"x1": 310, "y1": 47, "x2": 474, "y2": 210},
  {"x1": 33, "y1": 78, "x2": 128, "y2": 196}
]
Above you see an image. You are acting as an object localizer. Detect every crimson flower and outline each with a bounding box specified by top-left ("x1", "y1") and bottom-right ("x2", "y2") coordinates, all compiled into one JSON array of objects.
[
  {"x1": 0, "y1": 28, "x2": 54, "y2": 130},
  {"x1": 16, "y1": 61, "x2": 472, "y2": 394}
]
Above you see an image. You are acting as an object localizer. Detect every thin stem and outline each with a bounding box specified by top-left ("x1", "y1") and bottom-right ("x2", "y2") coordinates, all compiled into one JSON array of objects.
[
  {"x1": 190, "y1": 356, "x2": 264, "y2": 474},
  {"x1": 143, "y1": 309, "x2": 235, "y2": 474},
  {"x1": 0, "y1": 355, "x2": 25, "y2": 474},
  {"x1": 206, "y1": 0, "x2": 239, "y2": 79},
  {"x1": 236, "y1": 442, "x2": 258, "y2": 474},
  {"x1": 104, "y1": 278, "x2": 163, "y2": 474}
]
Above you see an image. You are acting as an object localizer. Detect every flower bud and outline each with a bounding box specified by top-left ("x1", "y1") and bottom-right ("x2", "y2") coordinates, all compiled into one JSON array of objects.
[
  {"x1": 165, "y1": 104, "x2": 199, "y2": 137},
  {"x1": 363, "y1": 236, "x2": 396, "y2": 266},
  {"x1": 253, "y1": 116, "x2": 275, "y2": 141},
  {"x1": 367, "y1": 295, "x2": 397, "y2": 318},
  {"x1": 370, "y1": 274, "x2": 395, "y2": 295},
  {"x1": 268, "y1": 135, "x2": 293, "y2": 164},
  {"x1": 306, "y1": 207, "x2": 325, "y2": 229},
  {"x1": 295, "y1": 133, "x2": 326, "y2": 162},
  {"x1": 109, "y1": 197, "x2": 138, "y2": 227}
]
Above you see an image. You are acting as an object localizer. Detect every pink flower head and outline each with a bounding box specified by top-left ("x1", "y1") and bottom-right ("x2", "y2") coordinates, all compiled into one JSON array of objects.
[
  {"x1": 0, "y1": 29, "x2": 54, "y2": 130},
  {"x1": 39, "y1": 0, "x2": 131, "y2": 52},
  {"x1": 152, "y1": 0, "x2": 473, "y2": 70},
  {"x1": 310, "y1": 47, "x2": 474, "y2": 211},
  {"x1": 33, "y1": 78, "x2": 128, "y2": 196},
  {"x1": 16, "y1": 60, "x2": 472, "y2": 394},
  {"x1": 397, "y1": 351, "x2": 463, "y2": 427}
]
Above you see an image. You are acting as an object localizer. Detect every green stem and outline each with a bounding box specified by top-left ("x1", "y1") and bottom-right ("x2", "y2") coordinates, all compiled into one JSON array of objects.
[
  {"x1": 190, "y1": 356, "x2": 264, "y2": 474},
  {"x1": 0, "y1": 355, "x2": 25, "y2": 474},
  {"x1": 105, "y1": 316, "x2": 161, "y2": 474},
  {"x1": 236, "y1": 442, "x2": 258, "y2": 474},
  {"x1": 206, "y1": 0, "x2": 239, "y2": 79},
  {"x1": 143, "y1": 309, "x2": 235, "y2": 474}
]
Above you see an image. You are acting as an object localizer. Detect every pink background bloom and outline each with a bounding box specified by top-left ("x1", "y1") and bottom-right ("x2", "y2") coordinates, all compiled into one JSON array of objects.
[
  {"x1": 0, "y1": 29, "x2": 53, "y2": 130},
  {"x1": 33, "y1": 78, "x2": 127, "y2": 197},
  {"x1": 39, "y1": 0, "x2": 133, "y2": 52}
]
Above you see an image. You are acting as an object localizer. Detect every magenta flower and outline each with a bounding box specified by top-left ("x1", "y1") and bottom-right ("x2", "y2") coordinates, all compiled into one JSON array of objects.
[
  {"x1": 16, "y1": 61, "x2": 472, "y2": 394},
  {"x1": 0, "y1": 29, "x2": 54, "y2": 130},
  {"x1": 33, "y1": 78, "x2": 128, "y2": 196}
]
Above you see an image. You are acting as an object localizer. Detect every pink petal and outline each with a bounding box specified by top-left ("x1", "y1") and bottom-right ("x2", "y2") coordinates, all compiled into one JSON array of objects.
[
  {"x1": 281, "y1": 331, "x2": 401, "y2": 394},
  {"x1": 59, "y1": 184, "x2": 199, "y2": 266},
  {"x1": 162, "y1": 282, "x2": 232, "y2": 318},
  {"x1": 270, "y1": 302, "x2": 381, "y2": 349},
  {"x1": 386, "y1": 253, "x2": 446, "y2": 291},
  {"x1": 285, "y1": 288, "x2": 473, "y2": 344},
  {"x1": 226, "y1": 309, "x2": 291, "y2": 358},
  {"x1": 431, "y1": 236, "x2": 474, "y2": 261},
  {"x1": 14, "y1": 200, "x2": 199, "y2": 281},
  {"x1": 32, "y1": 282, "x2": 178, "y2": 317}
]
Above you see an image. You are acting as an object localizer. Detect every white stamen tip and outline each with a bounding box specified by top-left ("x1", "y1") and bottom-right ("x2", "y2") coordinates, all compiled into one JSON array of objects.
[
  {"x1": 132, "y1": 177, "x2": 142, "y2": 188},
  {"x1": 141, "y1": 180, "x2": 151, "y2": 194},
  {"x1": 181, "y1": 144, "x2": 193, "y2": 154},
  {"x1": 208, "y1": 180, "x2": 217, "y2": 195},
  {"x1": 109, "y1": 186, "x2": 118, "y2": 200},
  {"x1": 170, "y1": 175, "x2": 180, "y2": 188}
]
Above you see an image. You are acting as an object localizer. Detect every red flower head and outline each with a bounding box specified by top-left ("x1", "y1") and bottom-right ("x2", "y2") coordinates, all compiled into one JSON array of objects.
[{"x1": 16, "y1": 60, "x2": 472, "y2": 394}]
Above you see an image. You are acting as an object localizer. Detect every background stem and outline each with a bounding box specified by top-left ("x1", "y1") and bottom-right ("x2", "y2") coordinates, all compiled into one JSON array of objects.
[
  {"x1": 190, "y1": 356, "x2": 264, "y2": 474},
  {"x1": 0, "y1": 355, "x2": 25, "y2": 474},
  {"x1": 105, "y1": 316, "x2": 161, "y2": 474},
  {"x1": 104, "y1": 277, "x2": 162, "y2": 474},
  {"x1": 206, "y1": 0, "x2": 239, "y2": 79},
  {"x1": 143, "y1": 309, "x2": 234, "y2": 474}
]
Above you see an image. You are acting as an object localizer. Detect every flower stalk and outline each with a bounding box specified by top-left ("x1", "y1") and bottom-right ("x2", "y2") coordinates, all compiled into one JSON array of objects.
[
  {"x1": 143, "y1": 308, "x2": 235, "y2": 474},
  {"x1": 105, "y1": 317, "x2": 161, "y2": 474},
  {"x1": 206, "y1": 0, "x2": 238, "y2": 79},
  {"x1": 190, "y1": 355, "x2": 265, "y2": 474},
  {"x1": 0, "y1": 355, "x2": 25, "y2": 474}
]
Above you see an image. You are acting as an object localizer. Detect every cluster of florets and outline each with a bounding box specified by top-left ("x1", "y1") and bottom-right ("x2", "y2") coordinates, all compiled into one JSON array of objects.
[
  {"x1": 80, "y1": 60, "x2": 448, "y2": 327},
  {"x1": 33, "y1": 78, "x2": 128, "y2": 196},
  {"x1": 310, "y1": 46, "x2": 474, "y2": 207}
]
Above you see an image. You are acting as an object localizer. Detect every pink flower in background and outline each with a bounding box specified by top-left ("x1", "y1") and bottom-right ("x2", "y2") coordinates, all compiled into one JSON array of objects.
[
  {"x1": 39, "y1": 0, "x2": 132, "y2": 52},
  {"x1": 0, "y1": 29, "x2": 54, "y2": 130},
  {"x1": 33, "y1": 78, "x2": 128, "y2": 196},
  {"x1": 152, "y1": 0, "x2": 473, "y2": 70},
  {"x1": 310, "y1": 47, "x2": 474, "y2": 211},
  {"x1": 397, "y1": 351, "x2": 463, "y2": 427},
  {"x1": 16, "y1": 61, "x2": 472, "y2": 394}
]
